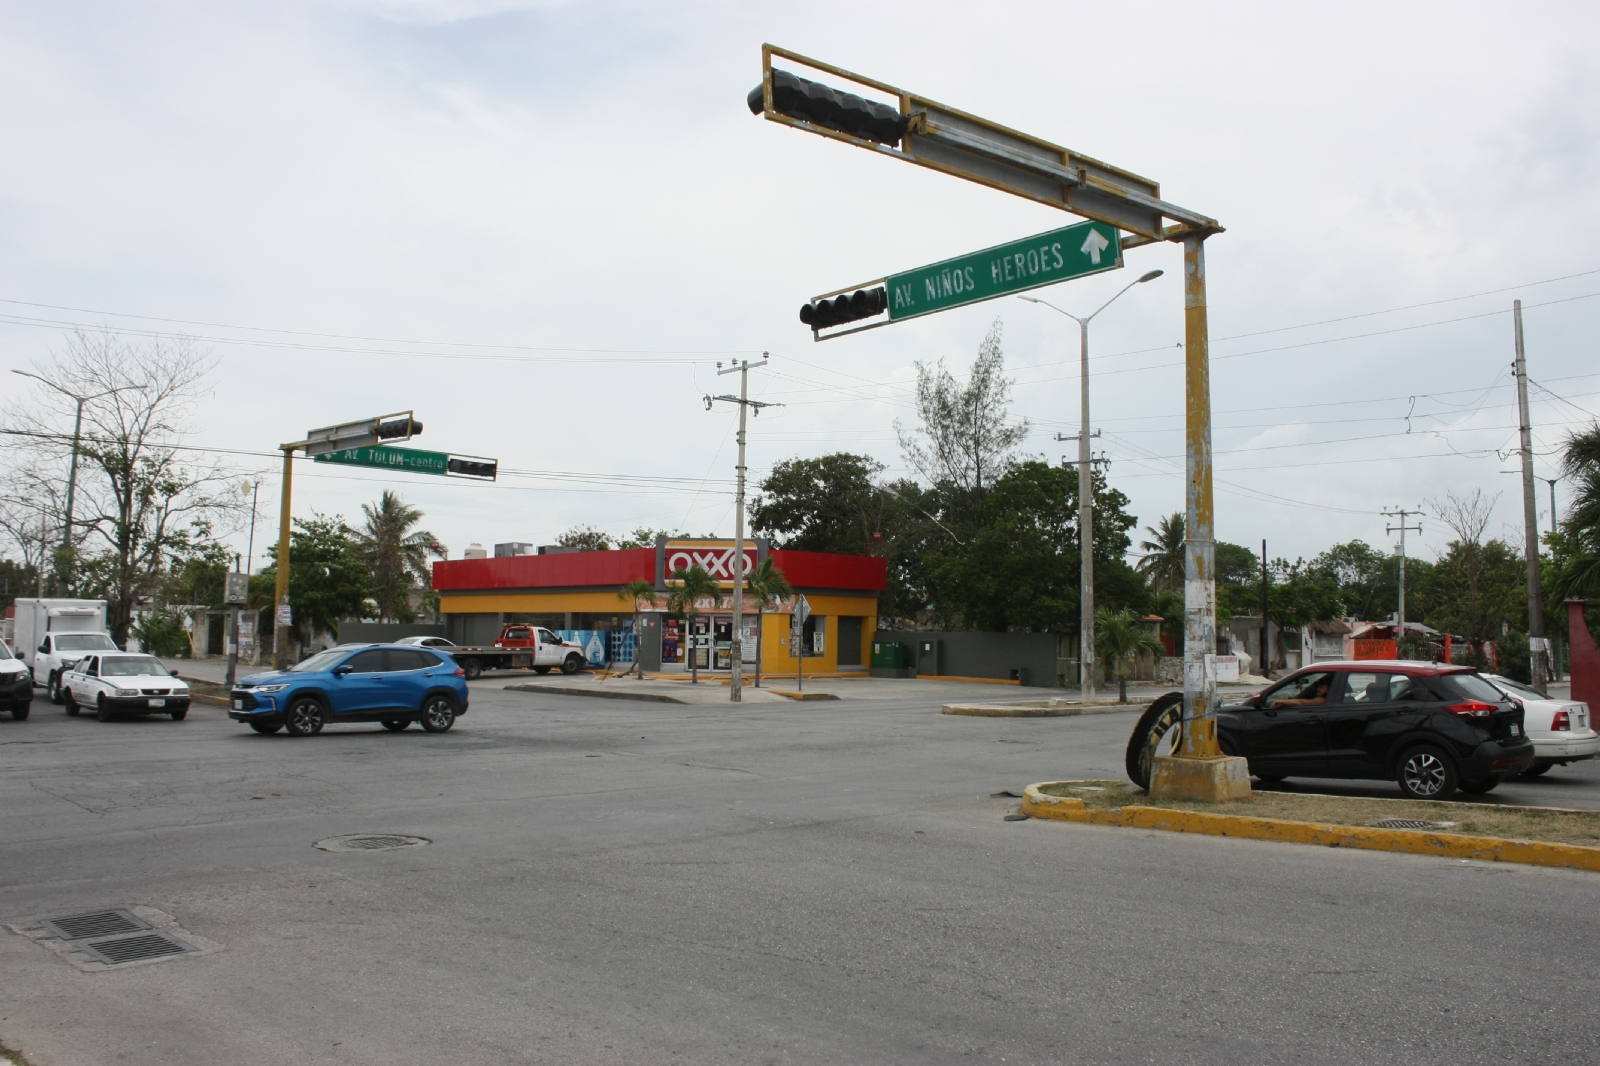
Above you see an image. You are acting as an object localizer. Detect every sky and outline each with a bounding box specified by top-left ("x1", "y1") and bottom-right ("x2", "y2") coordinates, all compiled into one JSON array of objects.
[{"x1": 2, "y1": 0, "x2": 1598, "y2": 574}]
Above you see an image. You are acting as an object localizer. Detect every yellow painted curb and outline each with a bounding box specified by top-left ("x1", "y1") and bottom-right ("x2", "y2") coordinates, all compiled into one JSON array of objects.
[{"x1": 1020, "y1": 782, "x2": 1600, "y2": 873}]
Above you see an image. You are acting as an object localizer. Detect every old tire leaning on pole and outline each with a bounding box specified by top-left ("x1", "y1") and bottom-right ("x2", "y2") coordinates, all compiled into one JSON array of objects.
[{"x1": 1124, "y1": 691, "x2": 1184, "y2": 792}]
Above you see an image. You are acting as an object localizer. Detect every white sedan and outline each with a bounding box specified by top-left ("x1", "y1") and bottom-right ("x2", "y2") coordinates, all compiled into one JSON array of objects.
[
  {"x1": 1482, "y1": 673, "x2": 1598, "y2": 776},
  {"x1": 61, "y1": 653, "x2": 192, "y2": 722}
]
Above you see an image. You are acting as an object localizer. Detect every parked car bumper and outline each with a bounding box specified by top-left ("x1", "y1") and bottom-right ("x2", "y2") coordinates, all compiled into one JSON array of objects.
[
  {"x1": 1459, "y1": 737, "x2": 1537, "y2": 778},
  {"x1": 102, "y1": 695, "x2": 191, "y2": 712},
  {"x1": 0, "y1": 674, "x2": 33, "y2": 706},
  {"x1": 1531, "y1": 729, "x2": 1600, "y2": 763},
  {"x1": 228, "y1": 690, "x2": 283, "y2": 726}
]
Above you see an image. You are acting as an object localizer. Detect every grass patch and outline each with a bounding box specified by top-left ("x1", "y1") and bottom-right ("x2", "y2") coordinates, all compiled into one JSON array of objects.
[{"x1": 1038, "y1": 780, "x2": 1600, "y2": 848}]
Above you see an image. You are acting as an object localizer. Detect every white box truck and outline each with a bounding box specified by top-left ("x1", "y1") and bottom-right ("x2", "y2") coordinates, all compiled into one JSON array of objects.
[{"x1": 13, "y1": 598, "x2": 119, "y2": 703}]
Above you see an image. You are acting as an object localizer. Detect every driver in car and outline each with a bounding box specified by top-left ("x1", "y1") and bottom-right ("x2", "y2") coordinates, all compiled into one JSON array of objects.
[{"x1": 1269, "y1": 677, "x2": 1332, "y2": 708}]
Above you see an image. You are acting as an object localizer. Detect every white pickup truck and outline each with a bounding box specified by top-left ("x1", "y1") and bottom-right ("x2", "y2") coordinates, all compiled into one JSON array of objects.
[{"x1": 13, "y1": 598, "x2": 120, "y2": 703}]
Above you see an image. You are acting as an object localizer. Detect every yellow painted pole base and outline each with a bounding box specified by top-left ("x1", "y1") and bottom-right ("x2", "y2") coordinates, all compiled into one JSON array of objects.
[{"x1": 1149, "y1": 755, "x2": 1252, "y2": 803}]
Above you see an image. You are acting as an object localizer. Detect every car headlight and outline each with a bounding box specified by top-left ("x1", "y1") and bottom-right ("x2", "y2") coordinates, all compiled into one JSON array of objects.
[
  {"x1": 116, "y1": 688, "x2": 138, "y2": 697},
  {"x1": 253, "y1": 684, "x2": 289, "y2": 693}
]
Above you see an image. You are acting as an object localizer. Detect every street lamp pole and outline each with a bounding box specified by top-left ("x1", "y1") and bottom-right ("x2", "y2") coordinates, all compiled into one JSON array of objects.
[
  {"x1": 11, "y1": 370, "x2": 118, "y2": 593},
  {"x1": 1020, "y1": 269, "x2": 1162, "y2": 705}
]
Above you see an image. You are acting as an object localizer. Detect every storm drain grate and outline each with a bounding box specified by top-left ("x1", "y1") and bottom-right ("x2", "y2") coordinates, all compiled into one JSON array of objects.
[
  {"x1": 41, "y1": 909, "x2": 150, "y2": 940},
  {"x1": 314, "y1": 834, "x2": 431, "y2": 853},
  {"x1": 1370, "y1": 818, "x2": 1457, "y2": 831},
  {"x1": 78, "y1": 932, "x2": 197, "y2": 965}
]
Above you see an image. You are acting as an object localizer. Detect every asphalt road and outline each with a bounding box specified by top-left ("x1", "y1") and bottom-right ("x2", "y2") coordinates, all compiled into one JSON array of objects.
[{"x1": 2, "y1": 685, "x2": 1598, "y2": 1066}]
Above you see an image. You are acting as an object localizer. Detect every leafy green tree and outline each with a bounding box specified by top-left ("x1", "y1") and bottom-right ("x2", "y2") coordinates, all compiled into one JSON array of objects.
[
  {"x1": 617, "y1": 527, "x2": 679, "y2": 550},
  {"x1": 1551, "y1": 425, "x2": 1600, "y2": 602},
  {"x1": 162, "y1": 528, "x2": 234, "y2": 607},
  {"x1": 616, "y1": 578, "x2": 657, "y2": 678},
  {"x1": 258, "y1": 514, "x2": 371, "y2": 651},
  {"x1": 130, "y1": 609, "x2": 191, "y2": 658},
  {"x1": 354, "y1": 492, "x2": 439, "y2": 622},
  {"x1": 1308, "y1": 540, "x2": 1396, "y2": 621},
  {"x1": 1267, "y1": 557, "x2": 1348, "y2": 633},
  {"x1": 557, "y1": 524, "x2": 613, "y2": 551},
  {"x1": 744, "y1": 557, "x2": 794, "y2": 688},
  {"x1": 1137, "y1": 513, "x2": 1185, "y2": 593},
  {"x1": 895, "y1": 318, "x2": 1029, "y2": 492},
  {"x1": 666, "y1": 563, "x2": 718, "y2": 684},
  {"x1": 1415, "y1": 538, "x2": 1525, "y2": 642},
  {"x1": 1095, "y1": 607, "x2": 1165, "y2": 703},
  {"x1": 750, "y1": 453, "x2": 885, "y2": 555}
]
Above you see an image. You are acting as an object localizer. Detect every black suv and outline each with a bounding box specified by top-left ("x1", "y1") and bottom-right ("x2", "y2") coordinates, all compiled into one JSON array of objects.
[{"x1": 1216, "y1": 661, "x2": 1535, "y2": 800}]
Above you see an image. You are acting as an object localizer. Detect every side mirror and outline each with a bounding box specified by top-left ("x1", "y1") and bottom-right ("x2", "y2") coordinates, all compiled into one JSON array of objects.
[
  {"x1": 170, "y1": 669, "x2": 180, "y2": 677},
  {"x1": 1250, "y1": 694, "x2": 1263, "y2": 709},
  {"x1": 333, "y1": 664, "x2": 353, "y2": 676}
]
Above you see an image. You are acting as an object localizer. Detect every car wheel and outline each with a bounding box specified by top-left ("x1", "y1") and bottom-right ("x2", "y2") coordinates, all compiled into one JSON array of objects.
[
  {"x1": 1460, "y1": 775, "x2": 1501, "y2": 794},
  {"x1": 47, "y1": 673, "x2": 63, "y2": 704},
  {"x1": 460, "y1": 658, "x2": 482, "y2": 680},
  {"x1": 1521, "y1": 763, "x2": 1552, "y2": 777},
  {"x1": 284, "y1": 697, "x2": 327, "y2": 737},
  {"x1": 96, "y1": 694, "x2": 111, "y2": 722},
  {"x1": 419, "y1": 695, "x2": 457, "y2": 733},
  {"x1": 561, "y1": 655, "x2": 583, "y2": 675},
  {"x1": 63, "y1": 688, "x2": 80, "y2": 716},
  {"x1": 11, "y1": 705, "x2": 28, "y2": 721},
  {"x1": 170, "y1": 709, "x2": 187, "y2": 721},
  {"x1": 533, "y1": 666, "x2": 551, "y2": 675},
  {"x1": 1396, "y1": 744, "x2": 1458, "y2": 800},
  {"x1": 249, "y1": 722, "x2": 282, "y2": 734},
  {"x1": 1124, "y1": 691, "x2": 1185, "y2": 791},
  {"x1": 381, "y1": 718, "x2": 410, "y2": 732}
]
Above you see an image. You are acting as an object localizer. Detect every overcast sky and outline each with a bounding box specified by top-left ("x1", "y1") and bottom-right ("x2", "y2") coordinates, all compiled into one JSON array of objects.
[{"x1": 3, "y1": 1, "x2": 1597, "y2": 574}]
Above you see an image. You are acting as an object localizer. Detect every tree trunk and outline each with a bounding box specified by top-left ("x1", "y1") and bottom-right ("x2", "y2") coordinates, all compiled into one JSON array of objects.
[{"x1": 1118, "y1": 675, "x2": 1127, "y2": 703}]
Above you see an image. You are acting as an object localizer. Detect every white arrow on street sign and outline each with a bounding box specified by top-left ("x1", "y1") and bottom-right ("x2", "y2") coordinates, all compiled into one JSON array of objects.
[
  {"x1": 794, "y1": 595, "x2": 811, "y2": 624},
  {"x1": 1080, "y1": 228, "x2": 1110, "y2": 265}
]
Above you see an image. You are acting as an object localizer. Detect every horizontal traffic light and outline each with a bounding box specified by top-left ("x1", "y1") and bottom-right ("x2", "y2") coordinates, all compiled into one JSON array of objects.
[
  {"x1": 376, "y1": 416, "x2": 422, "y2": 440},
  {"x1": 799, "y1": 287, "x2": 888, "y2": 330},
  {"x1": 447, "y1": 457, "x2": 497, "y2": 480},
  {"x1": 748, "y1": 70, "x2": 908, "y2": 146}
]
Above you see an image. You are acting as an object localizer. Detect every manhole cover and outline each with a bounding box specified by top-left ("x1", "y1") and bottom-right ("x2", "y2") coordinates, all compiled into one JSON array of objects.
[
  {"x1": 1369, "y1": 818, "x2": 1457, "y2": 831},
  {"x1": 314, "y1": 834, "x2": 431, "y2": 853},
  {"x1": 79, "y1": 932, "x2": 196, "y2": 965},
  {"x1": 40, "y1": 909, "x2": 150, "y2": 940}
]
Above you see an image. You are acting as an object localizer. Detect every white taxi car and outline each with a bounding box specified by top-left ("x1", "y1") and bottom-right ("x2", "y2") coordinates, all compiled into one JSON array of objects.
[
  {"x1": 61, "y1": 653, "x2": 192, "y2": 721},
  {"x1": 1482, "y1": 673, "x2": 1599, "y2": 776}
]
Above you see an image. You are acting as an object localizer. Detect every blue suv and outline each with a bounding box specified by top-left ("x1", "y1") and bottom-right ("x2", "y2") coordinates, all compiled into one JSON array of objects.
[{"x1": 228, "y1": 644, "x2": 469, "y2": 737}]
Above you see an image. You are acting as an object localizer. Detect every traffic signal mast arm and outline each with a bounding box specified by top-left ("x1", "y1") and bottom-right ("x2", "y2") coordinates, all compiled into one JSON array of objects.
[{"x1": 750, "y1": 44, "x2": 1220, "y2": 247}]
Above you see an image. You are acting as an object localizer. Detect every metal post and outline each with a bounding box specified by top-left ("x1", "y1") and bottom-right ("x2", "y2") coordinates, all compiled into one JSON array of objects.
[
  {"x1": 730, "y1": 360, "x2": 750, "y2": 704},
  {"x1": 1078, "y1": 317, "x2": 1095, "y2": 704},
  {"x1": 1383, "y1": 508, "x2": 1422, "y2": 652},
  {"x1": 1513, "y1": 300, "x2": 1548, "y2": 694},
  {"x1": 60, "y1": 396, "x2": 84, "y2": 592},
  {"x1": 1178, "y1": 233, "x2": 1219, "y2": 759},
  {"x1": 272, "y1": 447, "x2": 294, "y2": 671},
  {"x1": 226, "y1": 555, "x2": 241, "y2": 687},
  {"x1": 1545, "y1": 477, "x2": 1559, "y2": 539}
]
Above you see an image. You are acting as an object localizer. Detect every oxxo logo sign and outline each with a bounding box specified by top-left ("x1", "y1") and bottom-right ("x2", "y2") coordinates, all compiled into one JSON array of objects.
[{"x1": 664, "y1": 541, "x2": 757, "y2": 583}]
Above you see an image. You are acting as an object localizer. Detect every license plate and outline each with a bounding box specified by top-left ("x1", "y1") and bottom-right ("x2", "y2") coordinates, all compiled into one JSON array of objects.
[
  {"x1": 149, "y1": 698, "x2": 165, "y2": 707},
  {"x1": 232, "y1": 700, "x2": 242, "y2": 710},
  {"x1": 1509, "y1": 723, "x2": 1521, "y2": 736}
]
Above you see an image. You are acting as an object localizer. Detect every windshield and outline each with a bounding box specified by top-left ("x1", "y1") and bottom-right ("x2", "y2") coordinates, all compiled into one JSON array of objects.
[
  {"x1": 1438, "y1": 673, "x2": 1512, "y2": 704},
  {"x1": 290, "y1": 649, "x2": 349, "y2": 673},
  {"x1": 0, "y1": 643, "x2": 12, "y2": 660},
  {"x1": 100, "y1": 656, "x2": 171, "y2": 677},
  {"x1": 56, "y1": 633, "x2": 117, "y2": 652},
  {"x1": 1485, "y1": 674, "x2": 1545, "y2": 701}
]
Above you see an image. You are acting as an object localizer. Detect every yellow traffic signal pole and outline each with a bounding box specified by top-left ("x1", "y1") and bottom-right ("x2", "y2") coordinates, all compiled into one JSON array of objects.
[{"x1": 272, "y1": 444, "x2": 295, "y2": 672}]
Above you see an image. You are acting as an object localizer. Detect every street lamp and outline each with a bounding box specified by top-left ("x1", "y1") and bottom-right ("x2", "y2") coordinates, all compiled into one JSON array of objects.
[
  {"x1": 1020, "y1": 268, "x2": 1163, "y2": 705},
  {"x1": 11, "y1": 369, "x2": 120, "y2": 592},
  {"x1": 878, "y1": 483, "x2": 966, "y2": 545}
]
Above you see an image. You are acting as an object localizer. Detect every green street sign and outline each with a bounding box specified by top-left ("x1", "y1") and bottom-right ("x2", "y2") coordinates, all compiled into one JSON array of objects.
[
  {"x1": 313, "y1": 445, "x2": 449, "y2": 476},
  {"x1": 885, "y1": 219, "x2": 1121, "y2": 322}
]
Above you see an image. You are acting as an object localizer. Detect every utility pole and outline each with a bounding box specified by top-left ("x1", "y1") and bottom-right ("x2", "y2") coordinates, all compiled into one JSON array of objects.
[
  {"x1": 1543, "y1": 477, "x2": 1560, "y2": 540},
  {"x1": 226, "y1": 555, "x2": 242, "y2": 687},
  {"x1": 1513, "y1": 299, "x2": 1549, "y2": 694},
  {"x1": 1260, "y1": 539, "x2": 1269, "y2": 678},
  {"x1": 1383, "y1": 507, "x2": 1423, "y2": 650},
  {"x1": 273, "y1": 446, "x2": 294, "y2": 671},
  {"x1": 707, "y1": 355, "x2": 776, "y2": 703}
]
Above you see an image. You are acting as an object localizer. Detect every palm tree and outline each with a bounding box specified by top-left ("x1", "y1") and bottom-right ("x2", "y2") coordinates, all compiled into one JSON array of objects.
[
  {"x1": 666, "y1": 563, "x2": 719, "y2": 684},
  {"x1": 616, "y1": 578, "x2": 657, "y2": 679},
  {"x1": 743, "y1": 557, "x2": 794, "y2": 688},
  {"x1": 1095, "y1": 606, "x2": 1165, "y2": 703},
  {"x1": 1554, "y1": 424, "x2": 1600, "y2": 599},
  {"x1": 1137, "y1": 513, "x2": 1185, "y2": 593},
  {"x1": 353, "y1": 491, "x2": 440, "y2": 622}
]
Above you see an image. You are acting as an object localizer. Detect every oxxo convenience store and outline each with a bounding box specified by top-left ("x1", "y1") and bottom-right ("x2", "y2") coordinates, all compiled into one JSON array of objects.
[{"x1": 432, "y1": 539, "x2": 887, "y2": 676}]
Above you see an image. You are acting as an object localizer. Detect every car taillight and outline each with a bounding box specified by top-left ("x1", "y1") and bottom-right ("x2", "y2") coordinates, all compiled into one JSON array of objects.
[
  {"x1": 1552, "y1": 710, "x2": 1570, "y2": 731},
  {"x1": 1449, "y1": 701, "x2": 1498, "y2": 717},
  {"x1": 454, "y1": 668, "x2": 466, "y2": 678}
]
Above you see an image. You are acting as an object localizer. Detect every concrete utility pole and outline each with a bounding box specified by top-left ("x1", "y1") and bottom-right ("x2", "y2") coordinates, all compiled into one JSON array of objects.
[
  {"x1": 1513, "y1": 299, "x2": 1549, "y2": 694},
  {"x1": 273, "y1": 447, "x2": 294, "y2": 671},
  {"x1": 1543, "y1": 477, "x2": 1560, "y2": 539},
  {"x1": 1260, "y1": 539, "x2": 1269, "y2": 677},
  {"x1": 1383, "y1": 508, "x2": 1423, "y2": 649},
  {"x1": 1020, "y1": 269, "x2": 1161, "y2": 705},
  {"x1": 707, "y1": 355, "x2": 776, "y2": 703}
]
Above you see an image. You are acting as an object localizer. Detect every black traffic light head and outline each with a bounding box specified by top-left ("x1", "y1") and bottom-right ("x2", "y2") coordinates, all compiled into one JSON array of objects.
[
  {"x1": 748, "y1": 69, "x2": 907, "y2": 146},
  {"x1": 376, "y1": 416, "x2": 422, "y2": 440},
  {"x1": 799, "y1": 287, "x2": 887, "y2": 331}
]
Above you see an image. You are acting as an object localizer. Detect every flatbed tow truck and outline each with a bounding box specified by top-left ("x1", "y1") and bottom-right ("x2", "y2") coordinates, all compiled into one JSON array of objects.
[{"x1": 398, "y1": 625, "x2": 589, "y2": 679}]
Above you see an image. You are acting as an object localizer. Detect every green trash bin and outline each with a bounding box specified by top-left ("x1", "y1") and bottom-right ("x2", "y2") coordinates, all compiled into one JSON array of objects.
[{"x1": 871, "y1": 641, "x2": 907, "y2": 669}]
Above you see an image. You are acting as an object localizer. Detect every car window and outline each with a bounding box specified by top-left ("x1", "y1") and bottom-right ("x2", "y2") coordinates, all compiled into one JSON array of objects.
[
  {"x1": 425, "y1": 638, "x2": 452, "y2": 648},
  {"x1": 1486, "y1": 674, "x2": 1544, "y2": 701},
  {"x1": 345, "y1": 649, "x2": 387, "y2": 672},
  {"x1": 1341, "y1": 672, "x2": 1389, "y2": 703},
  {"x1": 505, "y1": 628, "x2": 531, "y2": 641},
  {"x1": 291, "y1": 649, "x2": 348, "y2": 673},
  {"x1": 83, "y1": 657, "x2": 98, "y2": 676},
  {"x1": 1435, "y1": 673, "x2": 1511, "y2": 704},
  {"x1": 1263, "y1": 671, "x2": 1336, "y2": 709},
  {"x1": 100, "y1": 656, "x2": 170, "y2": 677},
  {"x1": 1389, "y1": 674, "x2": 1418, "y2": 701},
  {"x1": 539, "y1": 629, "x2": 560, "y2": 644},
  {"x1": 415, "y1": 651, "x2": 443, "y2": 668},
  {"x1": 384, "y1": 649, "x2": 429, "y2": 672},
  {"x1": 0, "y1": 642, "x2": 12, "y2": 660},
  {"x1": 56, "y1": 633, "x2": 118, "y2": 652}
]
